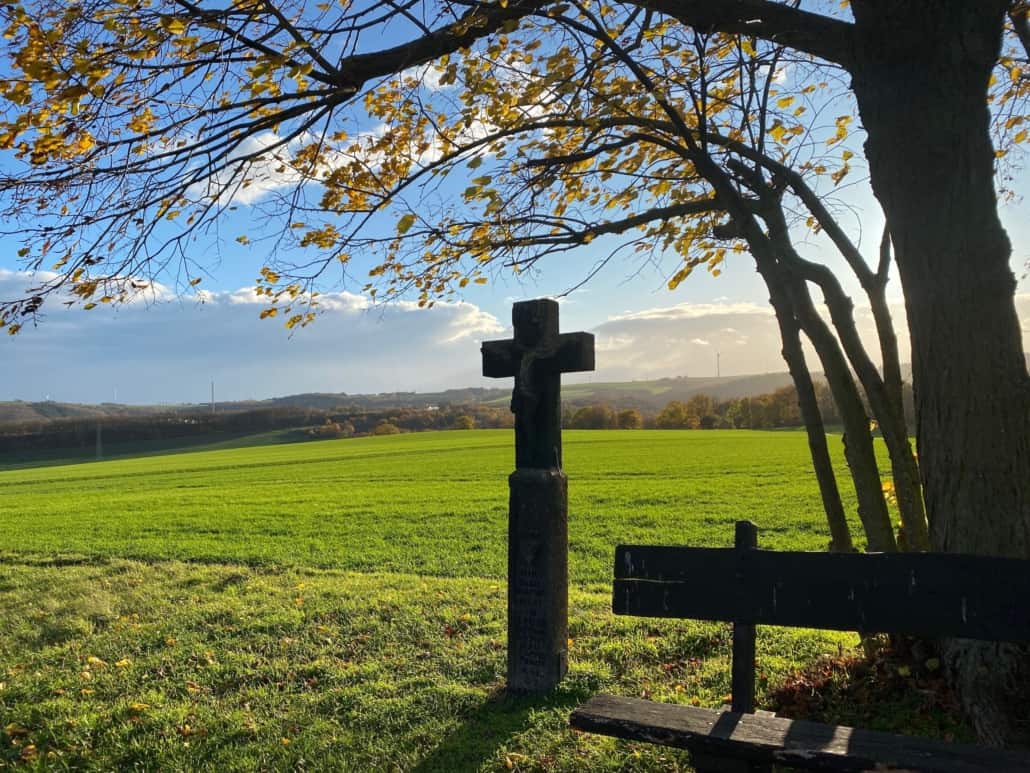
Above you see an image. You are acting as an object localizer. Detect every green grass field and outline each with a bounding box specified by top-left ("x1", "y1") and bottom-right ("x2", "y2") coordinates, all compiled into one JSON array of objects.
[{"x1": 0, "y1": 430, "x2": 969, "y2": 770}]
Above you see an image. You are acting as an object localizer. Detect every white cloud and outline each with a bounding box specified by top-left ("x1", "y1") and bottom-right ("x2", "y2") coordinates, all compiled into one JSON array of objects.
[
  {"x1": 2, "y1": 272, "x2": 504, "y2": 404},
  {"x1": 189, "y1": 132, "x2": 306, "y2": 207},
  {"x1": 190, "y1": 59, "x2": 573, "y2": 209},
  {"x1": 0, "y1": 268, "x2": 174, "y2": 305},
  {"x1": 608, "y1": 301, "x2": 774, "y2": 322},
  {"x1": 399, "y1": 63, "x2": 452, "y2": 91},
  {"x1": 6, "y1": 277, "x2": 1029, "y2": 405},
  {"x1": 591, "y1": 294, "x2": 1030, "y2": 382}
]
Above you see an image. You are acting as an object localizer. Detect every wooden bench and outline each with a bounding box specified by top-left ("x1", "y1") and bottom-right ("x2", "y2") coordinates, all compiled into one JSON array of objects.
[{"x1": 570, "y1": 521, "x2": 1030, "y2": 772}]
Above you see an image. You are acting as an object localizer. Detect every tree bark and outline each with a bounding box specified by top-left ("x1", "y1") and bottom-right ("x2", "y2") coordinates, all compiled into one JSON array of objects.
[
  {"x1": 766, "y1": 272, "x2": 855, "y2": 553},
  {"x1": 780, "y1": 270, "x2": 896, "y2": 553},
  {"x1": 851, "y1": 0, "x2": 1030, "y2": 745},
  {"x1": 754, "y1": 187, "x2": 929, "y2": 551},
  {"x1": 754, "y1": 253, "x2": 894, "y2": 553}
]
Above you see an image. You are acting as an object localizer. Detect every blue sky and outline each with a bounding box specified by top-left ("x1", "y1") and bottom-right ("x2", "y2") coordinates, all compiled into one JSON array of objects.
[
  {"x1": 3, "y1": 9, "x2": 1030, "y2": 405},
  {"x1": 4, "y1": 164, "x2": 1030, "y2": 404}
]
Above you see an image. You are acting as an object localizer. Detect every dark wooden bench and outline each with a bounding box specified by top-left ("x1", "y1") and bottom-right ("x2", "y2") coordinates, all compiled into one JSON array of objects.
[{"x1": 570, "y1": 521, "x2": 1030, "y2": 772}]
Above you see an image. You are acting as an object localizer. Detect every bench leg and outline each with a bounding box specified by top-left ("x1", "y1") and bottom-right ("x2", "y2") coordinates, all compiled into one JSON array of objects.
[{"x1": 690, "y1": 752, "x2": 772, "y2": 773}]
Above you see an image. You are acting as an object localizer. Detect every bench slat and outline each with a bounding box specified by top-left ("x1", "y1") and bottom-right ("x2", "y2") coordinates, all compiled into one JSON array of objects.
[
  {"x1": 570, "y1": 695, "x2": 1030, "y2": 773},
  {"x1": 614, "y1": 545, "x2": 1030, "y2": 640}
]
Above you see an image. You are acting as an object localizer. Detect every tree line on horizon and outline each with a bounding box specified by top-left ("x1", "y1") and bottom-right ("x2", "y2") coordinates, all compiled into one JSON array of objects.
[{"x1": 0, "y1": 382, "x2": 914, "y2": 456}]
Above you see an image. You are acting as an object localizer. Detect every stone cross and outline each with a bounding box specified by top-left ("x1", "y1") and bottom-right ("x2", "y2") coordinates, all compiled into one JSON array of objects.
[
  {"x1": 481, "y1": 298, "x2": 595, "y2": 693},
  {"x1": 482, "y1": 299, "x2": 595, "y2": 469}
]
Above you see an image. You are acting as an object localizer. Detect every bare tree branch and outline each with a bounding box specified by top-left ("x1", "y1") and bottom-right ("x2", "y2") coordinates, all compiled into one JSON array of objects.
[{"x1": 639, "y1": 0, "x2": 855, "y2": 67}]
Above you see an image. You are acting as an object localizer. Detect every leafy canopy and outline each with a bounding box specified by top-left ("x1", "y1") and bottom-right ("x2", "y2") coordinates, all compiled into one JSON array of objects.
[{"x1": 0, "y1": 0, "x2": 1027, "y2": 333}]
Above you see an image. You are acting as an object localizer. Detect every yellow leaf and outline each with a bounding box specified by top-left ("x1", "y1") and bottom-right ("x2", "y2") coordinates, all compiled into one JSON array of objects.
[
  {"x1": 160, "y1": 17, "x2": 187, "y2": 35},
  {"x1": 768, "y1": 123, "x2": 787, "y2": 143},
  {"x1": 115, "y1": 658, "x2": 131, "y2": 668},
  {"x1": 776, "y1": 96, "x2": 794, "y2": 109},
  {"x1": 827, "y1": 115, "x2": 852, "y2": 146},
  {"x1": 667, "y1": 264, "x2": 693, "y2": 290},
  {"x1": 397, "y1": 213, "x2": 416, "y2": 234},
  {"x1": 474, "y1": 277, "x2": 488, "y2": 284}
]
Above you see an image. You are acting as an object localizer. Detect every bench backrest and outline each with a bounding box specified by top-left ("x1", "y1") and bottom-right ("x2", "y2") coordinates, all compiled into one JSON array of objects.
[{"x1": 613, "y1": 521, "x2": 1030, "y2": 712}]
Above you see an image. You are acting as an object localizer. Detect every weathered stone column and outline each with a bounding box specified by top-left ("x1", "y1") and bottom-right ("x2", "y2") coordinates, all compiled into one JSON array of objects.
[
  {"x1": 508, "y1": 467, "x2": 568, "y2": 691},
  {"x1": 481, "y1": 298, "x2": 594, "y2": 693}
]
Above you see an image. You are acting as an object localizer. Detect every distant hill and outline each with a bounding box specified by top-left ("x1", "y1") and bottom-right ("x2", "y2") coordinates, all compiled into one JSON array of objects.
[
  {"x1": 0, "y1": 372, "x2": 798, "y2": 429},
  {"x1": 558, "y1": 373, "x2": 796, "y2": 412}
]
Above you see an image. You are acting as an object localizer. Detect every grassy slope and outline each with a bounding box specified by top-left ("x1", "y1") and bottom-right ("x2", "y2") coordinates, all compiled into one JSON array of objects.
[
  {"x1": 0, "y1": 430, "x2": 857, "y2": 582},
  {"x1": 0, "y1": 431, "x2": 968, "y2": 770},
  {"x1": 0, "y1": 428, "x2": 311, "y2": 471}
]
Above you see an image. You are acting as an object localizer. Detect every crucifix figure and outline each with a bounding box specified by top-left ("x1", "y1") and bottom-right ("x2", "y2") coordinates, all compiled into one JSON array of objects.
[
  {"x1": 482, "y1": 299, "x2": 595, "y2": 469},
  {"x1": 482, "y1": 298, "x2": 595, "y2": 693}
]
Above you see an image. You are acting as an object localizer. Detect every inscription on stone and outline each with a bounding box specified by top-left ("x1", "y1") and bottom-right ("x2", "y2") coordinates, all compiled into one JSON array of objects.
[{"x1": 482, "y1": 298, "x2": 595, "y2": 693}]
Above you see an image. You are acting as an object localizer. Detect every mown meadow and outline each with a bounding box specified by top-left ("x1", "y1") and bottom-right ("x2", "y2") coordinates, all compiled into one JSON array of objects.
[{"x1": 0, "y1": 430, "x2": 970, "y2": 770}]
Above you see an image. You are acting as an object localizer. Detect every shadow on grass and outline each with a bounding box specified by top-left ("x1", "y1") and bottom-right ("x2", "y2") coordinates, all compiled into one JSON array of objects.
[
  {"x1": 0, "y1": 553, "x2": 109, "y2": 568},
  {"x1": 411, "y1": 686, "x2": 584, "y2": 773}
]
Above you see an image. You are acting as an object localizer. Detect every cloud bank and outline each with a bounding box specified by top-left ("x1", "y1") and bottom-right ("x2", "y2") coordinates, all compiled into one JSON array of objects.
[
  {"x1": 5, "y1": 268, "x2": 1030, "y2": 405},
  {"x1": 3, "y1": 271, "x2": 503, "y2": 404}
]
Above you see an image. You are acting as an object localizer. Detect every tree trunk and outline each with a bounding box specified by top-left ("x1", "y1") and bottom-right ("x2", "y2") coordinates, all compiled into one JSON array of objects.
[
  {"x1": 851, "y1": 0, "x2": 1030, "y2": 746},
  {"x1": 759, "y1": 190, "x2": 930, "y2": 550},
  {"x1": 782, "y1": 270, "x2": 896, "y2": 553},
  {"x1": 803, "y1": 266, "x2": 928, "y2": 550},
  {"x1": 767, "y1": 273, "x2": 855, "y2": 553}
]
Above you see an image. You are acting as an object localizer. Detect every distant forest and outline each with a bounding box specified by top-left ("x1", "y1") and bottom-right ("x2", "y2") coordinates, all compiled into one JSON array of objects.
[{"x1": 0, "y1": 380, "x2": 915, "y2": 455}]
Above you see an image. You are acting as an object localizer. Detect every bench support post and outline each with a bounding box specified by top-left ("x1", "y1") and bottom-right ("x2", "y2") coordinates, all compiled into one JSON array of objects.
[{"x1": 731, "y1": 520, "x2": 757, "y2": 714}]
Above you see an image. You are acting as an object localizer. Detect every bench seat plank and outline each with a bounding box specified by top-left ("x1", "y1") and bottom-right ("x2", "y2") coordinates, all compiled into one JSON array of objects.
[
  {"x1": 570, "y1": 695, "x2": 1030, "y2": 773},
  {"x1": 613, "y1": 545, "x2": 1030, "y2": 641}
]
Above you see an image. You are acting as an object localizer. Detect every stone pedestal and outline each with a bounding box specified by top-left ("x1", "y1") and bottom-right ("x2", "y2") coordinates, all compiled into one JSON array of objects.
[{"x1": 507, "y1": 467, "x2": 568, "y2": 693}]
